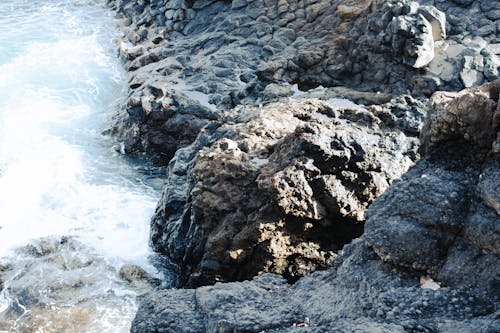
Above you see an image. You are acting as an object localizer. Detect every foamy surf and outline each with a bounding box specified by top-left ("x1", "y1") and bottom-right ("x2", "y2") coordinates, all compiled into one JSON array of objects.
[{"x1": 0, "y1": 1, "x2": 161, "y2": 331}]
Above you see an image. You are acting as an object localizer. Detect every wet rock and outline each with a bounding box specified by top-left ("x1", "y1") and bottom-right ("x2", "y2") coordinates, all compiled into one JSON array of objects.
[
  {"x1": 119, "y1": 264, "x2": 161, "y2": 289},
  {"x1": 0, "y1": 236, "x2": 153, "y2": 331},
  {"x1": 150, "y1": 98, "x2": 423, "y2": 286},
  {"x1": 0, "y1": 263, "x2": 10, "y2": 291}
]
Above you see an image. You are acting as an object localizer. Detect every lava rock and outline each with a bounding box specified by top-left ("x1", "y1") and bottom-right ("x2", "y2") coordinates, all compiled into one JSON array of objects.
[
  {"x1": 365, "y1": 80, "x2": 500, "y2": 296},
  {"x1": 150, "y1": 98, "x2": 423, "y2": 286}
]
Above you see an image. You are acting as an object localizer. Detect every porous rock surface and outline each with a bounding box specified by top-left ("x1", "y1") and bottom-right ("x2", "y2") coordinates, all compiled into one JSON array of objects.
[
  {"x1": 131, "y1": 81, "x2": 499, "y2": 333},
  {"x1": 106, "y1": 0, "x2": 499, "y2": 162},
  {"x1": 101, "y1": 0, "x2": 499, "y2": 331},
  {"x1": 150, "y1": 97, "x2": 423, "y2": 286},
  {"x1": 365, "y1": 79, "x2": 500, "y2": 296},
  {"x1": 132, "y1": 240, "x2": 498, "y2": 333}
]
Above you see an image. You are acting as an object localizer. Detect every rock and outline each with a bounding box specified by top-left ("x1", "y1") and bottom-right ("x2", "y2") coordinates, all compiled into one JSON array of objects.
[
  {"x1": 105, "y1": 0, "x2": 498, "y2": 167},
  {"x1": 0, "y1": 263, "x2": 10, "y2": 291},
  {"x1": 337, "y1": 0, "x2": 372, "y2": 20},
  {"x1": 451, "y1": 0, "x2": 475, "y2": 7},
  {"x1": 418, "y1": 6, "x2": 446, "y2": 41},
  {"x1": 150, "y1": 98, "x2": 423, "y2": 286},
  {"x1": 422, "y1": 79, "x2": 498, "y2": 148},
  {"x1": 119, "y1": 264, "x2": 161, "y2": 288},
  {"x1": 460, "y1": 55, "x2": 485, "y2": 87},
  {"x1": 390, "y1": 7, "x2": 444, "y2": 68},
  {"x1": 131, "y1": 240, "x2": 499, "y2": 333},
  {"x1": 261, "y1": 83, "x2": 293, "y2": 101},
  {"x1": 101, "y1": 1, "x2": 500, "y2": 331},
  {"x1": 365, "y1": 80, "x2": 500, "y2": 296},
  {"x1": 0, "y1": 236, "x2": 153, "y2": 330}
]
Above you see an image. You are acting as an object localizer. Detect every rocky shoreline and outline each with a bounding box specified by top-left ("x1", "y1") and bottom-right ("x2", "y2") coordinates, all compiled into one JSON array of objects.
[{"x1": 104, "y1": 0, "x2": 498, "y2": 332}]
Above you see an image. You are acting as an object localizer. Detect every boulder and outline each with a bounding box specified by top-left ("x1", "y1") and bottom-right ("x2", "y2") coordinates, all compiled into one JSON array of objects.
[
  {"x1": 150, "y1": 98, "x2": 423, "y2": 286},
  {"x1": 365, "y1": 80, "x2": 500, "y2": 296}
]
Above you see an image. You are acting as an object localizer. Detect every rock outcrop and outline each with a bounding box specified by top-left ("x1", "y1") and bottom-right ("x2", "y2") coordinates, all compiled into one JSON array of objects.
[
  {"x1": 150, "y1": 97, "x2": 424, "y2": 286},
  {"x1": 132, "y1": 239, "x2": 499, "y2": 333},
  {"x1": 365, "y1": 79, "x2": 500, "y2": 296},
  {"x1": 131, "y1": 80, "x2": 499, "y2": 333},
  {"x1": 106, "y1": 0, "x2": 499, "y2": 162},
  {"x1": 101, "y1": 0, "x2": 499, "y2": 330}
]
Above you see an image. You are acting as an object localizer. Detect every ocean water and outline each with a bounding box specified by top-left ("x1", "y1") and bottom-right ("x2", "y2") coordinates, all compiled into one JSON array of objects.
[{"x1": 0, "y1": 0, "x2": 161, "y2": 331}]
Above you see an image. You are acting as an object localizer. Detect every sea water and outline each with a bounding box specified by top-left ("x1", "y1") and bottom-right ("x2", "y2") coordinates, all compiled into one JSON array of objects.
[{"x1": 0, "y1": 0, "x2": 161, "y2": 331}]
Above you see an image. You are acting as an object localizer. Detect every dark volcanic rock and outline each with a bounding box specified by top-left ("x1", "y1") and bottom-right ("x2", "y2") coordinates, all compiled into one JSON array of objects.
[
  {"x1": 150, "y1": 98, "x2": 424, "y2": 286},
  {"x1": 106, "y1": 0, "x2": 499, "y2": 163},
  {"x1": 365, "y1": 79, "x2": 500, "y2": 297},
  {"x1": 131, "y1": 80, "x2": 500, "y2": 333},
  {"x1": 132, "y1": 239, "x2": 499, "y2": 333}
]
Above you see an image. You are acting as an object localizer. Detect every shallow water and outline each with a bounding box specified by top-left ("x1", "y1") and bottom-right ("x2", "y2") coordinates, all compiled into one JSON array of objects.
[{"x1": 0, "y1": 0, "x2": 161, "y2": 331}]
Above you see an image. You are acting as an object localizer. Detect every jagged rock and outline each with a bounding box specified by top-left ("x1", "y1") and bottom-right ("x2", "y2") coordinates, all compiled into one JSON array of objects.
[
  {"x1": 451, "y1": 0, "x2": 474, "y2": 7},
  {"x1": 131, "y1": 82, "x2": 499, "y2": 332},
  {"x1": 131, "y1": 239, "x2": 499, "y2": 333},
  {"x1": 389, "y1": 4, "x2": 446, "y2": 69},
  {"x1": 101, "y1": 1, "x2": 500, "y2": 331},
  {"x1": 119, "y1": 264, "x2": 161, "y2": 288},
  {"x1": 150, "y1": 98, "x2": 423, "y2": 286},
  {"x1": 106, "y1": 0, "x2": 499, "y2": 164},
  {"x1": 365, "y1": 80, "x2": 500, "y2": 296}
]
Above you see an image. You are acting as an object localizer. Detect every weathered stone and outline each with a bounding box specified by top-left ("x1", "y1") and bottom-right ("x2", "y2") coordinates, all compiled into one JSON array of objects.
[
  {"x1": 132, "y1": 240, "x2": 499, "y2": 333},
  {"x1": 337, "y1": 0, "x2": 372, "y2": 20},
  {"x1": 365, "y1": 80, "x2": 500, "y2": 296},
  {"x1": 150, "y1": 98, "x2": 422, "y2": 286}
]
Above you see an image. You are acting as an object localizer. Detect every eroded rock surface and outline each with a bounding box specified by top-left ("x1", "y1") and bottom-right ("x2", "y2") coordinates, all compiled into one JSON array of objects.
[
  {"x1": 131, "y1": 80, "x2": 499, "y2": 333},
  {"x1": 150, "y1": 98, "x2": 423, "y2": 286},
  {"x1": 106, "y1": 0, "x2": 499, "y2": 162},
  {"x1": 365, "y1": 79, "x2": 500, "y2": 297},
  {"x1": 132, "y1": 239, "x2": 499, "y2": 333}
]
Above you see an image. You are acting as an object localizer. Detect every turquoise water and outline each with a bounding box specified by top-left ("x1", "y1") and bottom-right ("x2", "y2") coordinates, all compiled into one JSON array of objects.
[{"x1": 0, "y1": 1, "x2": 160, "y2": 331}]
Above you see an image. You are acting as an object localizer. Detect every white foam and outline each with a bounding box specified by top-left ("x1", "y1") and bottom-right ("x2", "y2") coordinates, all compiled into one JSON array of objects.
[{"x1": 0, "y1": 0, "x2": 160, "y2": 331}]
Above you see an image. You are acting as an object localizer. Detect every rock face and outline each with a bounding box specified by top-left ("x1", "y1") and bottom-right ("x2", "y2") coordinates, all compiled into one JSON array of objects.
[
  {"x1": 106, "y1": 0, "x2": 499, "y2": 162},
  {"x1": 100, "y1": 0, "x2": 500, "y2": 330},
  {"x1": 131, "y1": 81, "x2": 499, "y2": 333},
  {"x1": 365, "y1": 79, "x2": 500, "y2": 296},
  {"x1": 150, "y1": 98, "x2": 423, "y2": 286},
  {"x1": 132, "y1": 240, "x2": 499, "y2": 333}
]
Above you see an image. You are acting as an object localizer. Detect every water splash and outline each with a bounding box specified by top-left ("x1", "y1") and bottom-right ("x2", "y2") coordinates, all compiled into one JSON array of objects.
[{"x1": 0, "y1": 0, "x2": 161, "y2": 331}]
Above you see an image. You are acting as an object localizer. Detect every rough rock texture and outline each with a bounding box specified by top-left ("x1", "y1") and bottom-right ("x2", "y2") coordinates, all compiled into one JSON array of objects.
[
  {"x1": 150, "y1": 98, "x2": 423, "y2": 286},
  {"x1": 365, "y1": 79, "x2": 500, "y2": 297},
  {"x1": 106, "y1": 0, "x2": 499, "y2": 162},
  {"x1": 0, "y1": 237, "x2": 157, "y2": 332},
  {"x1": 100, "y1": 1, "x2": 500, "y2": 331},
  {"x1": 132, "y1": 240, "x2": 499, "y2": 333},
  {"x1": 131, "y1": 81, "x2": 499, "y2": 333}
]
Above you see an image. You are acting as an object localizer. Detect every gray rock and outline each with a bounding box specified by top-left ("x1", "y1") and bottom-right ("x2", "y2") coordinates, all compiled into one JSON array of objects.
[
  {"x1": 365, "y1": 80, "x2": 500, "y2": 296},
  {"x1": 149, "y1": 98, "x2": 423, "y2": 286},
  {"x1": 451, "y1": 0, "x2": 475, "y2": 7},
  {"x1": 119, "y1": 264, "x2": 161, "y2": 288},
  {"x1": 106, "y1": 0, "x2": 490, "y2": 167},
  {"x1": 131, "y1": 239, "x2": 499, "y2": 333}
]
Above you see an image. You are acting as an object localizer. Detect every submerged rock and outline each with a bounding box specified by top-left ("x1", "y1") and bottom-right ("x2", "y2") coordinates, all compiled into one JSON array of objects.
[
  {"x1": 119, "y1": 264, "x2": 161, "y2": 289},
  {"x1": 0, "y1": 236, "x2": 154, "y2": 332}
]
